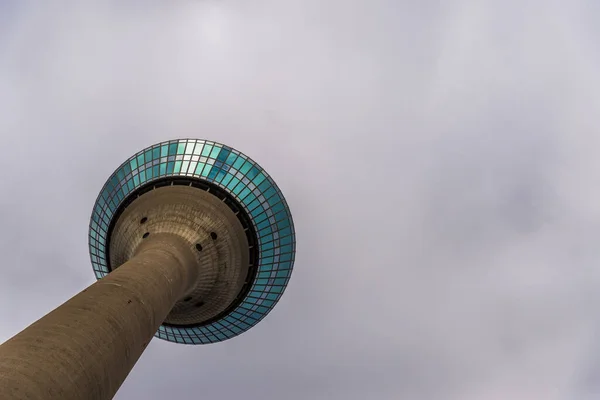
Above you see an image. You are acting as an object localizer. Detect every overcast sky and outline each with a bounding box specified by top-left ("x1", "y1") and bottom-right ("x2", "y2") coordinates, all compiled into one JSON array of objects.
[{"x1": 1, "y1": 1, "x2": 600, "y2": 399}]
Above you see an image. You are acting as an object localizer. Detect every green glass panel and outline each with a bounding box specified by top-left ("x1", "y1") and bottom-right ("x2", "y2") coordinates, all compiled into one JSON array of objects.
[
  {"x1": 181, "y1": 161, "x2": 190, "y2": 174},
  {"x1": 231, "y1": 311, "x2": 244, "y2": 319},
  {"x1": 273, "y1": 278, "x2": 287, "y2": 285},
  {"x1": 139, "y1": 170, "x2": 146, "y2": 183},
  {"x1": 174, "y1": 161, "x2": 182, "y2": 173},
  {"x1": 159, "y1": 163, "x2": 167, "y2": 175},
  {"x1": 226, "y1": 177, "x2": 240, "y2": 190},
  {"x1": 137, "y1": 154, "x2": 144, "y2": 166},
  {"x1": 210, "y1": 145, "x2": 221, "y2": 159},
  {"x1": 168, "y1": 143, "x2": 178, "y2": 155},
  {"x1": 261, "y1": 257, "x2": 274, "y2": 265},
  {"x1": 221, "y1": 173, "x2": 233, "y2": 186},
  {"x1": 201, "y1": 144, "x2": 213, "y2": 157},
  {"x1": 248, "y1": 166, "x2": 260, "y2": 179},
  {"x1": 194, "y1": 162, "x2": 205, "y2": 175},
  {"x1": 261, "y1": 249, "x2": 274, "y2": 258},
  {"x1": 275, "y1": 269, "x2": 290, "y2": 278},
  {"x1": 200, "y1": 163, "x2": 211, "y2": 177},
  {"x1": 152, "y1": 147, "x2": 160, "y2": 159},
  {"x1": 280, "y1": 252, "x2": 293, "y2": 262},
  {"x1": 252, "y1": 209, "x2": 268, "y2": 223},
  {"x1": 239, "y1": 160, "x2": 252, "y2": 174},
  {"x1": 129, "y1": 158, "x2": 138, "y2": 170},
  {"x1": 263, "y1": 187, "x2": 277, "y2": 200},
  {"x1": 248, "y1": 199, "x2": 261, "y2": 212},
  {"x1": 238, "y1": 187, "x2": 251, "y2": 199},
  {"x1": 183, "y1": 141, "x2": 193, "y2": 155},
  {"x1": 215, "y1": 169, "x2": 227, "y2": 182},
  {"x1": 193, "y1": 142, "x2": 203, "y2": 155},
  {"x1": 229, "y1": 325, "x2": 243, "y2": 334},
  {"x1": 271, "y1": 202, "x2": 285, "y2": 214},
  {"x1": 233, "y1": 156, "x2": 245, "y2": 170},
  {"x1": 166, "y1": 162, "x2": 175, "y2": 174},
  {"x1": 244, "y1": 192, "x2": 257, "y2": 203},
  {"x1": 226, "y1": 152, "x2": 238, "y2": 165},
  {"x1": 232, "y1": 182, "x2": 244, "y2": 195},
  {"x1": 177, "y1": 142, "x2": 186, "y2": 155},
  {"x1": 108, "y1": 176, "x2": 119, "y2": 190}
]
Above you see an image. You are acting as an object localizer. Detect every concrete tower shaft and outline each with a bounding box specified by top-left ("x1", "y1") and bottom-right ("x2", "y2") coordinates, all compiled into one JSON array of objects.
[{"x1": 0, "y1": 233, "x2": 199, "y2": 400}]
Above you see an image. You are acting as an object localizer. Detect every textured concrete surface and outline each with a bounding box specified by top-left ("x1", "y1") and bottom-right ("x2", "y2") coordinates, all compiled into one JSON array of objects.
[
  {"x1": 0, "y1": 233, "x2": 198, "y2": 400},
  {"x1": 109, "y1": 185, "x2": 249, "y2": 325}
]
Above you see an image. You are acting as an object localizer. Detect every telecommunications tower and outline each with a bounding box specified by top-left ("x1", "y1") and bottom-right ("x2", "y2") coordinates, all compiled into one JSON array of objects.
[{"x1": 0, "y1": 139, "x2": 296, "y2": 400}]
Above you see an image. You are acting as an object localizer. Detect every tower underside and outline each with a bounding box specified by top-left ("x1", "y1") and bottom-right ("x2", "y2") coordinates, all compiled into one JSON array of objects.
[{"x1": 107, "y1": 177, "x2": 259, "y2": 328}]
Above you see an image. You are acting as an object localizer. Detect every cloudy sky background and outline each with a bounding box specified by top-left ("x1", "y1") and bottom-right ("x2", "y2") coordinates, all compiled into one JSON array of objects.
[{"x1": 1, "y1": 1, "x2": 600, "y2": 399}]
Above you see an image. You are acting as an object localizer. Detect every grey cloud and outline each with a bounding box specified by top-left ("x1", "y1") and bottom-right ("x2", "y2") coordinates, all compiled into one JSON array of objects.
[{"x1": 1, "y1": 1, "x2": 600, "y2": 399}]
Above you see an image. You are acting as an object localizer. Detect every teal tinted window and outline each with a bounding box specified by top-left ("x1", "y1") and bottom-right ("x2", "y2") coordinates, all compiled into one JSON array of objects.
[
  {"x1": 233, "y1": 156, "x2": 245, "y2": 170},
  {"x1": 244, "y1": 192, "x2": 257, "y2": 204},
  {"x1": 238, "y1": 187, "x2": 251, "y2": 200},
  {"x1": 174, "y1": 161, "x2": 182, "y2": 173},
  {"x1": 248, "y1": 199, "x2": 261, "y2": 212},
  {"x1": 210, "y1": 146, "x2": 221, "y2": 159},
  {"x1": 247, "y1": 166, "x2": 260, "y2": 179},
  {"x1": 239, "y1": 160, "x2": 252, "y2": 174},
  {"x1": 226, "y1": 177, "x2": 240, "y2": 190},
  {"x1": 215, "y1": 169, "x2": 227, "y2": 182},
  {"x1": 226, "y1": 152, "x2": 238, "y2": 164},
  {"x1": 258, "y1": 179, "x2": 271, "y2": 192},
  {"x1": 201, "y1": 145, "x2": 212, "y2": 156},
  {"x1": 193, "y1": 142, "x2": 203, "y2": 155},
  {"x1": 271, "y1": 202, "x2": 285, "y2": 214},
  {"x1": 200, "y1": 163, "x2": 211, "y2": 177},
  {"x1": 166, "y1": 162, "x2": 175, "y2": 174},
  {"x1": 276, "y1": 269, "x2": 291, "y2": 278},
  {"x1": 253, "y1": 172, "x2": 266, "y2": 186},
  {"x1": 221, "y1": 173, "x2": 233, "y2": 186},
  {"x1": 217, "y1": 149, "x2": 231, "y2": 162}
]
